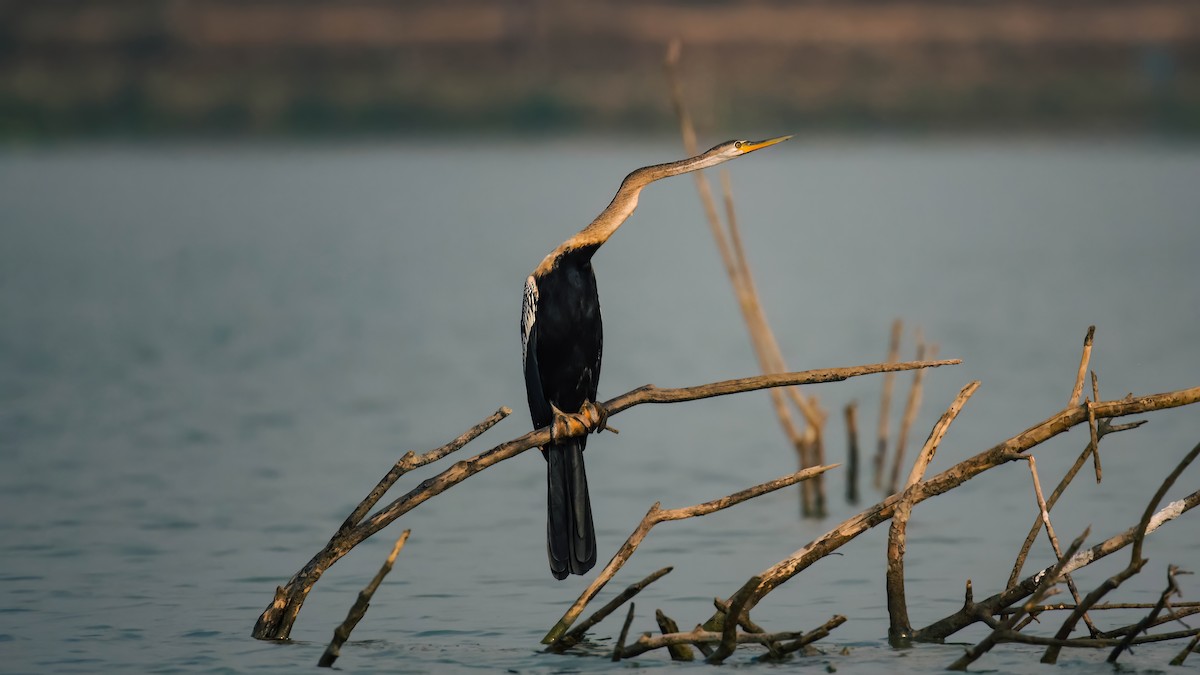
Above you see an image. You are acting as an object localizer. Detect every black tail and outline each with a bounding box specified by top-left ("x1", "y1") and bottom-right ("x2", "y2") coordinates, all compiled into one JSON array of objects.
[{"x1": 546, "y1": 439, "x2": 597, "y2": 579}]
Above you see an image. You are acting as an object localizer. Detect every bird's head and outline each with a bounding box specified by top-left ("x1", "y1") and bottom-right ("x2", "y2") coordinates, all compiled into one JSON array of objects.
[{"x1": 705, "y1": 135, "x2": 793, "y2": 160}]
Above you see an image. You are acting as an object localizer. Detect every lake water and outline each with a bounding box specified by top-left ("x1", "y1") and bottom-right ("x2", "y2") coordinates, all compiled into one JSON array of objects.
[{"x1": 1, "y1": 137, "x2": 1198, "y2": 673}]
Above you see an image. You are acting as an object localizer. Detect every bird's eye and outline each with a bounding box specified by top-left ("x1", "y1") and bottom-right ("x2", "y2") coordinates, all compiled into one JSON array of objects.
[{"x1": 734, "y1": 141, "x2": 743, "y2": 149}]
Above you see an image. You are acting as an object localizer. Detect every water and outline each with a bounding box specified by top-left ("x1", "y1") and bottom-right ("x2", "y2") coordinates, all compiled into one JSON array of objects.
[{"x1": 1, "y1": 137, "x2": 1198, "y2": 673}]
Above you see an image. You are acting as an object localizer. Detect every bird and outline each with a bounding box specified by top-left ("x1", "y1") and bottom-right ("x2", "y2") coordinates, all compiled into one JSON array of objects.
[{"x1": 521, "y1": 135, "x2": 792, "y2": 579}]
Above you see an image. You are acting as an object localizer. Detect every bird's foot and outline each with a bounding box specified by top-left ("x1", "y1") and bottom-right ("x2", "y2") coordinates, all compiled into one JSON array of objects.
[
  {"x1": 550, "y1": 405, "x2": 590, "y2": 443},
  {"x1": 579, "y1": 400, "x2": 618, "y2": 435},
  {"x1": 549, "y1": 401, "x2": 617, "y2": 442}
]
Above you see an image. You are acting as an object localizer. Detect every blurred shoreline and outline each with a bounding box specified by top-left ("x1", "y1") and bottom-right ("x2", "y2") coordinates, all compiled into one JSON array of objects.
[{"x1": 3, "y1": 0, "x2": 1198, "y2": 139}]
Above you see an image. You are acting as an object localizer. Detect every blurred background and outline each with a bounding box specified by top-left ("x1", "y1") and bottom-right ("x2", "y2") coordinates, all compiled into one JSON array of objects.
[{"x1": 3, "y1": 0, "x2": 1199, "y2": 138}]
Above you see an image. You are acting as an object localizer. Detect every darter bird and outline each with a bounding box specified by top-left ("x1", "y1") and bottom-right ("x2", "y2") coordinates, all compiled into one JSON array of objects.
[{"x1": 521, "y1": 135, "x2": 792, "y2": 579}]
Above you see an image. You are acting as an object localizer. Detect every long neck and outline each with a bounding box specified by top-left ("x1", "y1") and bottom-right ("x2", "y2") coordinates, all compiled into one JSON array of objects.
[{"x1": 556, "y1": 150, "x2": 728, "y2": 255}]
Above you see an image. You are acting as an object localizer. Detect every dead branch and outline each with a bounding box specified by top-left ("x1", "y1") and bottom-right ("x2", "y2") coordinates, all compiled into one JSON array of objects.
[
  {"x1": 619, "y1": 626, "x2": 812, "y2": 660},
  {"x1": 845, "y1": 401, "x2": 860, "y2": 504},
  {"x1": 1006, "y1": 416, "x2": 1144, "y2": 589},
  {"x1": 664, "y1": 39, "x2": 829, "y2": 518},
  {"x1": 874, "y1": 318, "x2": 904, "y2": 489},
  {"x1": 1099, "y1": 604, "x2": 1200, "y2": 638},
  {"x1": 1041, "y1": 439, "x2": 1200, "y2": 664},
  {"x1": 1068, "y1": 325, "x2": 1095, "y2": 407},
  {"x1": 888, "y1": 336, "x2": 935, "y2": 494},
  {"x1": 716, "y1": 385, "x2": 1200, "y2": 629},
  {"x1": 773, "y1": 615, "x2": 848, "y2": 658},
  {"x1": 713, "y1": 597, "x2": 783, "y2": 659},
  {"x1": 1015, "y1": 456, "x2": 1098, "y2": 637},
  {"x1": 887, "y1": 380, "x2": 980, "y2": 644},
  {"x1": 1171, "y1": 631, "x2": 1200, "y2": 665},
  {"x1": 947, "y1": 529, "x2": 1089, "y2": 670},
  {"x1": 543, "y1": 464, "x2": 837, "y2": 644},
  {"x1": 1108, "y1": 564, "x2": 1191, "y2": 662},
  {"x1": 317, "y1": 530, "x2": 410, "y2": 668},
  {"x1": 1002, "y1": 601, "x2": 1200, "y2": 614},
  {"x1": 342, "y1": 411, "x2": 509, "y2": 532},
  {"x1": 918, "y1": 486, "x2": 1200, "y2": 641},
  {"x1": 254, "y1": 360, "x2": 954, "y2": 641},
  {"x1": 654, "y1": 609, "x2": 694, "y2": 661},
  {"x1": 613, "y1": 603, "x2": 636, "y2": 661},
  {"x1": 707, "y1": 576, "x2": 760, "y2": 663},
  {"x1": 548, "y1": 567, "x2": 672, "y2": 653},
  {"x1": 971, "y1": 626, "x2": 1200, "y2": 649}
]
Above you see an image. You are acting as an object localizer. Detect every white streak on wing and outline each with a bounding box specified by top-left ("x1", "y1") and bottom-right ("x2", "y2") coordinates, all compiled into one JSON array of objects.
[
  {"x1": 521, "y1": 275, "x2": 538, "y2": 369},
  {"x1": 1032, "y1": 495, "x2": 1190, "y2": 584}
]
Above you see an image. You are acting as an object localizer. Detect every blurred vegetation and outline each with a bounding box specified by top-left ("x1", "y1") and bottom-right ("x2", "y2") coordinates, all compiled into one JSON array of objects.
[{"x1": 1, "y1": 0, "x2": 1198, "y2": 139}]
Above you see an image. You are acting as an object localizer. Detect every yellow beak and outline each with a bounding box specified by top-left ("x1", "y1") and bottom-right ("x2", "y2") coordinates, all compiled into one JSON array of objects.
[{"x1": 740, "y1": 135, "x2": 793, "y2": 153}]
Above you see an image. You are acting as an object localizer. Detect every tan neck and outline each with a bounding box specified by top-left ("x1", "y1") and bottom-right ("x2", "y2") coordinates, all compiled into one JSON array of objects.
[{"x1": 555, "y1": 149, "x2": 729, "y2": 255}]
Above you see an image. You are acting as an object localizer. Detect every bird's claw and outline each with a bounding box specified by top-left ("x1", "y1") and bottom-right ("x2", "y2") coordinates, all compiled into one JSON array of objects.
[{"x1": 549, "y1": 401, "x2": 614, "y2": 441}]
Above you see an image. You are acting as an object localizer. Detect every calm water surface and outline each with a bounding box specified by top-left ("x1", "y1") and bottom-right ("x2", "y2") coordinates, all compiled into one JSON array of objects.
[{"x1": 1, "y1": 138, "x2": 1198, "y2": 673}]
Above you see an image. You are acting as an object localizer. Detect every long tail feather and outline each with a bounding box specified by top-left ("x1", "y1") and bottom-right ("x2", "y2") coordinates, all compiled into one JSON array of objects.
[{"x1": 546, "y1": 440, "x2": 596, "y2": 579}]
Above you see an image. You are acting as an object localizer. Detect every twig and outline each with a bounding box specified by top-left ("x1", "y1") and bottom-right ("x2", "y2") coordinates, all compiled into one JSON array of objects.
[
  {"x1": 1001, "y1": 601, "x2": 1200, "y2": 614},
  {"x1": 664, "y1": 39, "x2": 826, "y2": 518},
  {"x1": 655, "y1": 609, "x2": 694, "y2": 661},
  {"x1": 947, "y1": 529, "x2": 1090, "y2": 670},
  {"x1": 1006, "y1": 416, "x2": 1143, "y2": 589},
  {"x1": 773, "y1": 615, "x2": 848, "y2": 657},
  {"x1": 255, "y1": 360, "x2": 955, "y2": 641},
  {"x1": 845, "y1": 401, "x2": 860, "y2": 504},
  {"x1": 974, "y1": 626, "x2": 1200, "y2": 649},
  {"x1": 888, "y1": 338, "x2": 936, "y2": 494},
  {"x1": 713, "y1": 597, "x2": 783, "y2": 659},
  {"x1": 1099, "y1": 605, "x2": 1200, "y2": 637},
  {"x1": 612, "y1": 603, "x2": 636, "y2": 661},
  {"x1": 1016, "y1": 455, "x2": 1099, "y2": 637},
  {"x1": 707, "y1": 576, "x2": 760, "y2": 663},
  {"x1": 619, "y1": 627, "x2": 810, "y2": 660},
  {"x1": 1088, "y1": 371, "x2": 1102, "y2": 482},
  {"x1": 904, "y1": 380, "x2": 980, "y2": 491},
  {"x1": 918, "y1": 486, "x2": 1200, "y2": 641},
  {"x1": 1171, "y1": 631, "x2": 1200, "y2": 665},
  {"x1": 1109, "y1": 564, "x2": 1191, "y2": 662},
  {"x1": 317, "y1": 530, "x2": 410, "y2": 668},
  {"x1": 1068, "y1": 325, "x2": 1095, "y2": 407},
  {"x1": 887, "y1": 381, "x2": 980, "y2": 644},
  {"x1": 342, "y1": 409, "x2": 510, "y2": 532},
  {"x1": 549, "y1": 567, "x2": 672, "y2": 653},
  {"x1": 718, "y1": 385, "x2": 1200, "y2": 631},
  {"x1": 1042, "y1": 440, "x2": 1200, "y2": 664},
  {"x1": 543, "y1": 464, "x2": 837, "y2": 644},
  {"x1": 874, "y1": 318, "x2": 904, "y2": 490}
]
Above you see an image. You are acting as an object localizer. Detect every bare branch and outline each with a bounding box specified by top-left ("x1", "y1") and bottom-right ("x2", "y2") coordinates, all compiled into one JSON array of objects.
[
  {"x1": 919, "y1": 487, "x2": 1200, "y2": 641},
  {"x1": 255, "y1": 360, "x2": 953, "y2": 641},
  {"x1": 317, "y1": 530, "x2": 410, "y2": 668},
  {"x1": 543, "y1": 464, "x2": 836, "y2": 644},
  {"x1": 1007, "y1": 416, "x2": 1142, "y2": 589},
  {"x1": 875, "y1": 318, "x2": 904, "y2": 490},
  {"x1": 612, "y1": 603, "x2": 636, "y2": 661},
  {"x1": 1041, "y1": 440, "x2": 1200, "y2": 663},
  {"x1": 721, "y1": 386, "x2": 1200, "y2": 629},
  {"x1": 1068, "y1": 325, "x2": 1095, "y2": 408},
  {"x1": 548, "y1": 567, "x2": 672, "y2": 653}
]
